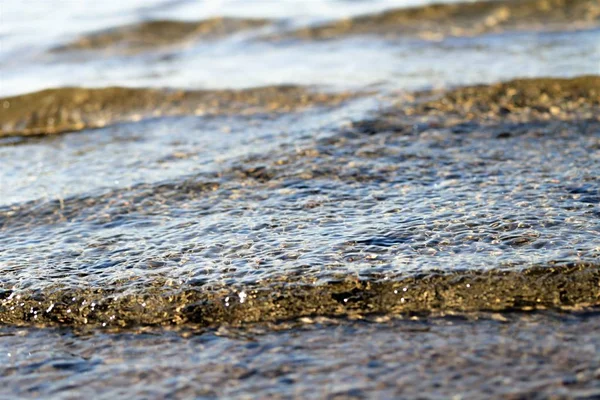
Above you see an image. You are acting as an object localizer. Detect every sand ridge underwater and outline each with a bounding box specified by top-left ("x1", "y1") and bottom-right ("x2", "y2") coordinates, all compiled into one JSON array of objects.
[{"x1": 0, "y1": 0, "x2": 599, "y2": 398}]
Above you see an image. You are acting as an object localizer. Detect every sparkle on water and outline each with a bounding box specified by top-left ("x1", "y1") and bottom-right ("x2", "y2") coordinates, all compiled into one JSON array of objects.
[{"x1": 0, "y1": 0, "x2": 599, "y2": 398}]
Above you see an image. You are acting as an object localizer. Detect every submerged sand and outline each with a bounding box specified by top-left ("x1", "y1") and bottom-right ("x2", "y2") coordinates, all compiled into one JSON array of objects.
[
  {"x1": 274, "y1": 0, "x2": 600, "y2": 41},
  {"x1": 51, "y1": 17, "x2": 270, "y2": 55},
  {"x1": 1, "y1": 76, "x2": 598, "y2": 329},
  {"x1": 0, "y1": 86, "x2": 356, "y2": 138}
]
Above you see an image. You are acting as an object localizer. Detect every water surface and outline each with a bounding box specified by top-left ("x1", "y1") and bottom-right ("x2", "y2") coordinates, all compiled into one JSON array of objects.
[{"x1": 1, "y1": 0, "x2": 599, "y2": 398}]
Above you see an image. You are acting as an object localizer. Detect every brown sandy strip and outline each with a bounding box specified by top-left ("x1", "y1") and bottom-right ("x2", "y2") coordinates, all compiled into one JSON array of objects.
[
  {"x1": 359, "y1": 75, "x2": 600, "y2": 133},
  {"x1": 0, "y1": 263, "x2": 598, "y2": 328},
  {"x1": 51, "y1": 17, "x2": 270, "y2": 54},
  {"x1": 1, "y1": 76, "x2": 598, "y2": 227},
  {"x1": 273, "y1": 0, "x2": 600, "y2": 41},
  {"x1": 0, "y1": 86, "x2": 357, "y2": 138}
]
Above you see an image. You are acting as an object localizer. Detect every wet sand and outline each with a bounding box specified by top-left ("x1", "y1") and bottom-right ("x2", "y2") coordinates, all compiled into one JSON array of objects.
[
  {"x1": 1, "y1": 1, "x2": 600, "y2": 397},
  {"x1": 0, "y1": 86, "x2": 356, "y2": 137},
  {"x1": 0, "y1": 264, "x2": 598, "y2": 327},
  {"x1": 1, "y1": 76, "x2": 598, "y2": 329},
  {"x1": 275, "y1": 0, "x2": 600, "y2": 41},
  {"x1": 51, "y1": 18, "x2": 271, "y2": 55}
]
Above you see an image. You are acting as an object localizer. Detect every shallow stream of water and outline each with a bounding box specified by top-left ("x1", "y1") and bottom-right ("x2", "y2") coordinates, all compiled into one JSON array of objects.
[{"x1": 1, "y1": 0, "x2": 599, "y2": 398}]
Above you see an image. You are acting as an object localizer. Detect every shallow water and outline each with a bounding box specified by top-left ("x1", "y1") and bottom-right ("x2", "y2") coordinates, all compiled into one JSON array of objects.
[
  {"x1": 1, "y1": 1, "x2": 599, "y2": 95},
  {"x1": 2, "y1": 313, "x2": 600, "y2": 399},
  {"x1": 1, "y1": 0, "x2": 600, "y2": 398}
]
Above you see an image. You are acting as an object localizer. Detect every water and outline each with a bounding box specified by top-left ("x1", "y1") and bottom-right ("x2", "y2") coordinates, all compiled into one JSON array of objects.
[
  {"x1": 1, "y1": 0, "x2": 599, "y2": 95},
  {"x1": 2, "y1": 313, "x2": 600, "y2": 398},
  {"x1": 1, "y1": 0, "x2": 599, "y2": 398}
]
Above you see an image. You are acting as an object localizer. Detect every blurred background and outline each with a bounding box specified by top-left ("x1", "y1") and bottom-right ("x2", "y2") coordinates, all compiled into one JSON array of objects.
[{"x1": 2, "y1": 0, "x2": 598, "y2": 96}]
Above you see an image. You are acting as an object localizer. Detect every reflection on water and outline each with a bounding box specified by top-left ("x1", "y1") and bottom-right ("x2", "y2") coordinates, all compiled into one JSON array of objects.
[
  {"x1": 1, "y1": 77, "x2": 598, "y2": 323},
  {"x1": 1, "y1": 313, "x2": 600, "y2": 398},
  {"x1": 0, "y1": 96, "x2": 373, "y2": 205},
  {"x1": 0, "y1": 0, "x2": 599, "y2": 397},
  {"x1": 1, "y1": 1, "x2": 598, "y2": 95}
]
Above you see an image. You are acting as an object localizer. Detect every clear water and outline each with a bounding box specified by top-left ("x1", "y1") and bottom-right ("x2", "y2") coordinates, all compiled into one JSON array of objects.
[
  {"x1": 1, "y1": 1, "x2": 598, "y2": 95},
  {"x1": 0, "y1": 0, "x2": 599, "y2": 398},
  {"x1": 1, "y1": 313, "x2": 600, "y2": 399}
]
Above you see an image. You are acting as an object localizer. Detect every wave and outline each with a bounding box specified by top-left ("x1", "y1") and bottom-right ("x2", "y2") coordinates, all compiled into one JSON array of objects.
[
  {"x1": 1, "y1": 76, "x2": 599, "y2": 329},
  {"x1": 0, "y1": 263, "x2": 598, "y2": 328},
  {"x1": 271, "y1": 0, "x2": 600, "y2": 41},
  {"x1": 0, "y1": 85, "x2": 356, "y2": 138},
  {"x1": 51, "y1": 17, "x2": 270, "y2": 55}
]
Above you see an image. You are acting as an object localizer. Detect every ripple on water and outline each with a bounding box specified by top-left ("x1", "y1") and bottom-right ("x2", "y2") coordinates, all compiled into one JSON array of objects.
[
  {"x1": 0, "y1": 85, "x2": 357, "y2": 138},
  {"x1": 273, "y1": 0, "x2": 600, "y2": 41},
  {"x1": 1, "y1": 313, "x2": 600, "y2": 398},
  {"x1": 0, "y1": 77, "x2": 598, "y2": 328},
  {"x1": 50, "y1": 17, "x2": 271, "y2": 55}
]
